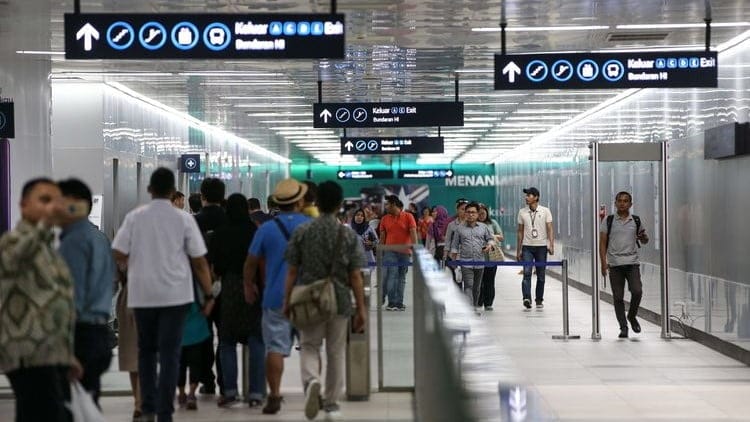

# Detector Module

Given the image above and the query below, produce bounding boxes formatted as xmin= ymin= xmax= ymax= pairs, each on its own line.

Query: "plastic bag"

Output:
xmin=68 ymin=380 xmax=106 ymax=422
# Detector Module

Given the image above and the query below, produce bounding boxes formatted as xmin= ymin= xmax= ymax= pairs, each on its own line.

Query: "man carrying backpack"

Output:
xmin=599 ymin=191 xmax=649 ymax=339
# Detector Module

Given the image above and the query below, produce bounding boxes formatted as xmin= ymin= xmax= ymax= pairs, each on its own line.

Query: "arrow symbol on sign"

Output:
xmin=76 ymin=23 xmax=100 ymax=52
xmin=502 ymin=61 xmax=521 ymax=83
xmin=319 ymin=109 xmax=332 ymax=124
xmin=446 ymin=170 xmax=454 ymax=178
xmin=337 ymin=171 xmax=346 ymax=178
xmin=344 ymin=141 xmax=354 ymax=151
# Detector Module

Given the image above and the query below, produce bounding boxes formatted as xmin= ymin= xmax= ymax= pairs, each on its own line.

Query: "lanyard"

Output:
xmin=529 ymin=208 xmax=538 ymax=227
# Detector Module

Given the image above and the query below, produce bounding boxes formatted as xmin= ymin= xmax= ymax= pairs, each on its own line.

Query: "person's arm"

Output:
xmin=113 ymin=249 xmax=128 ymax=272
xmin=282 ymin=265 xmax=298 ymax=318
xmin=599 ymin=231 xmax=609 ymax=277
xmin=190 ymin=256 xmax=215 ymax=315
xmin=350 ymin=269 xmax=367 ymax=333
xmin=0 ymin=228 xmax=46 ymax=275
xmin=449 ymin=228 xmax=460 ymax=261
xmin=546 ymin=222 xmax=555 ymax=255
xmin=243 ymin=254 xmax=260 ymax=304
xmin=637 ymin=223 xmax=649 ymax=245
xmin=483 ymin=226 xmax=495 ymax=251
xmin=516 ymin=223 xmax=524 ymax=261
xmin=409 ymin=227 xmax=419 ymax=246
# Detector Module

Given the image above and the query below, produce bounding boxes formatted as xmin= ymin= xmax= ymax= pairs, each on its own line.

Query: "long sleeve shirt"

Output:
xmin=0 ymin=220 xmax=75 ymax=372
xmin=59 ymin=219 xmax=115 ymax=324
xmin=450 ymin=222 xmax=495 ymax=269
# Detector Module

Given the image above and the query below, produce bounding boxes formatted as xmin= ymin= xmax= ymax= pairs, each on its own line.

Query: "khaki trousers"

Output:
xmin=299 ymin=316 xmax=349 ymax=405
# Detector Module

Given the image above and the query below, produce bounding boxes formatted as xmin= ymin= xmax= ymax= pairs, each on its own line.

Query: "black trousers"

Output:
xmin=478 ymin=266 xmax=498 ymax=307
xmin=179 ymin=342 xmax=206 ymax=387
xmin=74 ymin=322 xmax=113 ymax=405
xmin=7 ymin=365 xmax=71 ymax=422
xmin=609 ymin=264 xmax=643 ymax=329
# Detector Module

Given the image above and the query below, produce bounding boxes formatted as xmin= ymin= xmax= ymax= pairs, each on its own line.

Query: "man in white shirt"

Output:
xmin=113 ymin=168 xmax=215 ymax=422
xmin=516 ymin=187 xmax=554 ymax=310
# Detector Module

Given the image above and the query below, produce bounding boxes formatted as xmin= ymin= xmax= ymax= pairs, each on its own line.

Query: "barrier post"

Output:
xmin=553 ymin=259 xmax=580 ymax=340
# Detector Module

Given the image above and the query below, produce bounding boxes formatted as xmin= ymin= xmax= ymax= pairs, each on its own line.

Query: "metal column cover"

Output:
xmin=589 ymin=142 xmax=602 ymax=340
xmin=660 ymin=141 xmax=671 ymax=338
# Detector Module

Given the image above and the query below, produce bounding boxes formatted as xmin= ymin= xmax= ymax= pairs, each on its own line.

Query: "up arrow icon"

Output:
xmin=344 ymin=141 xmax=354 ymax=151
xmin=319 ymin=108 xmax=332 ymax=124
xmin=76 ymin=23 xmax=100 ymax=52
xmin=502 ymin=61 xmax=521 ymax=83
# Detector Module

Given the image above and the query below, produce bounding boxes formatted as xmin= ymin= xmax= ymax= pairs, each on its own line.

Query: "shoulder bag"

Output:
xmin=287 ymin=224 xmax=345 ymax=329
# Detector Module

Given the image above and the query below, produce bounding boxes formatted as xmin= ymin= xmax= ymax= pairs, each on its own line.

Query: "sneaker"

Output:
xmin=396 ymin=305 xmax=406 ymax=311
xmin=386 ymin=305 xmax=398 ymax=311
xmin=262 ymin=395 xmax=283 ymax=414
xmin=323 ymin=403 xmax=342 ymax=421
xmin=304 ymin=379 xmax=321 ymax=420
xmin=217 ymin=395 xmax=241 ymax=408
xmin=475 ymin=306 xmax=483 ymax=315
xmin=186 ymin=394 xmax=198 ymax=411
xmin=628 ymin=316 xmax=641 ymax=333
xmin=133 ymin=413 xmax=154 ymax=422
xmin=523 ymin=299 xmax=532 ymax=309
xmin=484 ymin=306 xmax=493 ymax=311
xmin=248 ymin=398 xmax=263 ymax=408
xmin=536 ymin=301 xmax=544 ymax=309
xmin=618 ymin=327 xmax=629 ymax=338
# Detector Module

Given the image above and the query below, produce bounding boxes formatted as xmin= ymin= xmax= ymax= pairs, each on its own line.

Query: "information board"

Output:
xmin=0 ymin=102 xmax=14 ymax=139
xmin=314 ymin=102 xmax=464 ymax=128
xmin=341 ymin=137 xmax=444 ymax=155
xmin=397 ymin=169 xmax=454 ymax=179
xmin=336 ymin=170 xmax=393 ymax=180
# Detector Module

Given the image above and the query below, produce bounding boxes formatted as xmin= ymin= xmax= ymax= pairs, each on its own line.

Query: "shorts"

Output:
xmin=262 ymin=307 xmax=293 ymax=357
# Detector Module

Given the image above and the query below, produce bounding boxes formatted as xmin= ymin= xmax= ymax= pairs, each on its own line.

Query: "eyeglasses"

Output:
xmin=465 ymin=210 xmax=478 ymax=214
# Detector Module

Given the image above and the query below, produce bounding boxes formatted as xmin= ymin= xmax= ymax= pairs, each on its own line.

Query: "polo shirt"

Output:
xmin=600 ymin=213 xmax=642 ymax=266
xmin=248 ymin=212 xmax=310 ymax=309
xmin=112 ymin=199 xmax=207 ymax=308
xmin=517 ymin=205 xmax=553 ymax=247
xmin=380 ymin=211 xmax=416 ymax=254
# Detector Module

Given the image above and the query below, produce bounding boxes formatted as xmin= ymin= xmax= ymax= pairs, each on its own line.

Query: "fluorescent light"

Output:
xmin=258 ymin=120 xmax=311 ymax=124
xmin=52 ymin=71 xmax=175 ymax=77
xmin=455 ymin=69 xmax=494 ymax=73
xmin=180 ymin=71 xmax=281 ymax=77
xmin=16 ymin=50 xmax=65 ymax=55
xmin=616 ymin=22 xmax=750 ymax=30
xmin=248 ymin=112 xmax=309 ymax=117
xmin=236 ymin=104 xmax=309 ymax=108
xmin=223 ymin=96 xmax=306 ymax=100
xmin=472 ymin=25 xmax=609 ymax=32
xmin=202 ymin=81 xmax=294 ymax=86
xmin=416 ymin=157 xmax=454 ymax=165
xmin=105 ymin=82 xmax=290 ymax=164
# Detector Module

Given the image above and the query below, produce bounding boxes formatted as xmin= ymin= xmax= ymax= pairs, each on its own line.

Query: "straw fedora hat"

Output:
xmin=272 ymin=178 xmax=308 ymax=205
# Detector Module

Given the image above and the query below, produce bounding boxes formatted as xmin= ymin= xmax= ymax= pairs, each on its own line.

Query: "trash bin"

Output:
xmin=346 ymin=275 xmax=371 ymax=401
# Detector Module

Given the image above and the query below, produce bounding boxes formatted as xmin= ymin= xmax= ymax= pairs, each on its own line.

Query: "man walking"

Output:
xmin=379 ymin=195 xmax=418 ymax=311
xmin=599 ymin=191 xmax=649 ymax=338
xmin=57 ymin=178 xmax=115 ymax=406
xmin=449 ymin=202 xmax=495 ymax=314
xmin=444 ymin=198 xmax=468 ymax=282
xmin=516 ymin=187 xmax=554 ymax=309
xmin=113 ymin=168 xmax=215 ymax=422
xmin=243 ymin=178 xmax=310 ymax=414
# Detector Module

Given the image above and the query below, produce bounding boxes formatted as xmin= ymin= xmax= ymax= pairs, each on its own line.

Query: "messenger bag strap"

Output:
xmin=328 ymin=225 xmax=345 ymax=279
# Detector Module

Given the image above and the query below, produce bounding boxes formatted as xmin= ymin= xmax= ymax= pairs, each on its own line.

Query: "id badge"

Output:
xmin=531 ymin=228 xmax=539 ymax=238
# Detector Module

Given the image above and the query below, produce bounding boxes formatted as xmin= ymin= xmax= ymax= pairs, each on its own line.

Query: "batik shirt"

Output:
xmin=285 ymin=215 xmax=366 ymax=316
xmin=0 ymin=220 xmax=75 ymax=372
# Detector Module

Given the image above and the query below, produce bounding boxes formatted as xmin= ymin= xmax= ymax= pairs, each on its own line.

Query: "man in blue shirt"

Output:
xmin=57 ymin=178 xmax=115 ymax=405
xmin=243 ymin=179 xmax=310 ymax=415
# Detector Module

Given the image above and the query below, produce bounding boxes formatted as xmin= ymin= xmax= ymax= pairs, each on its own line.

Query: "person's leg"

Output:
xmin=8 ymin=366 xmax=72 ymax=422
xmin=129 ymin=371 xmax=142 ymax=415
xmin=626 ymin=265 xmax=643 ymax=326
xmin=247 ymin=334 xmax=267 ymax=403
xmin=322 ymin=317 xmax=348 ymax=406
xmin=382 ymin=251 xmax=397 ymax=306
xmin=461 ymin=266 xmax=475 ymax=303
xmin=299 ymin=324 xmax=324 ymax=389
xmin=155 ymin=304 xmax=190 ymax=422
xmin=395 ymin=252 xmax=410 ymax=308
xmin=472 ymin=268 xmax=484 ymax=307
xmin=521 ymin=246 xmax=533 ymax=301
xmin=266 ymin=352 xmax=284 ymax=397
xmin=218 ymin=338 xmax=239 ymax=399
xmin=261 ymin=308 xmax=292 ymax=414
xmin=134 ymin=307 xmax=159 ymax=417
xmin=199 ymin=320 xmax=216 ymax=394
xmin=177 ymin=346 xmax=188 ymax=405
xmin=609 ymin=266 xmax=629 ymax=331
xmin=74 ymin=323 xmax=113 ymax=406
xmin=533 ymin=246 xmax=548 ymax=304
xmin=482 ymin=266 xmax=498 ymax=308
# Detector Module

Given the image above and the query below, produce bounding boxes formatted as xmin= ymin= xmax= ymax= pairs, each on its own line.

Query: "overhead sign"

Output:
xmin=313 ymin=102 xmax=464 ymax=128
xmin=397 ymin=169 xmax=454 ymax=179
xmin=0 ymin=102 xmax=14 ymax=139
xmin=65 ymin=13 xmax=345 ymax=59
xmin=494 ymin=51 xmax=718 ymax=89
xmin=179 ymin=154 xmax=201 ymax=173
xmin=340 ymin=137 xmax=444 ymax=155
xmin=336 ymin=170 xmax=393 ymax=180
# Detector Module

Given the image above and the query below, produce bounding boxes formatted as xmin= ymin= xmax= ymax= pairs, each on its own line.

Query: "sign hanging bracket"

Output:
xmin=704 ymin=0 xmax=712 ymax=52
xmin=454 ymin=73 xmax=459 ymax=102
xmin=317 ymin=80 xmax=323 ymax=103
xmin=500 ymin=0 xmax=507 ymax=55
xmin=74 ymin=0 xmax=80 ymax=14
xmin=331 ymin=0 xmax=337 ymax=14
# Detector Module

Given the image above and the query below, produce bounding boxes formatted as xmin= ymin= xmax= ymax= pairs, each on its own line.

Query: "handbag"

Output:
xmin=487 ymin=244 xmax=505 ymax=262
xmin=68 ymin=380 xmax=106 ymax=422
xmin=287 ymin=225 xmax=345 ymax=329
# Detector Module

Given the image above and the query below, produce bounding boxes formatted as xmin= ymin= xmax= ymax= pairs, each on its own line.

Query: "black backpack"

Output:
xmin=605 ymin=214 xmax=642 ymax=249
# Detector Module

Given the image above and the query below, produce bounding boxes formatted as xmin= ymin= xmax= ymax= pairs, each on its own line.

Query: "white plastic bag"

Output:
xmin=68 ymin=380 xmax=106 ymax=422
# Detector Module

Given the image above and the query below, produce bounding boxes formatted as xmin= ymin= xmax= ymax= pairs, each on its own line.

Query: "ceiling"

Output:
xmin=14 ymin=0 xmax=750 ymax=165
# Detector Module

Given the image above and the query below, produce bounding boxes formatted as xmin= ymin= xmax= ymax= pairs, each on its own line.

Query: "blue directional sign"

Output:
xmin=336 ymin=170 xmax=393 ymax=180
xmin=65 ymin=13 xmax=345 ymax=59
xmin=397 ymin=169 xmax=454 ymax=179
xmin=179 ymin=154 xmax=201 ymax=173
xmin=495 ymin=51 xmax=718 ymax=89
xmin=341 ymin=137 xmax=444 ymax=155
xmin=0 ymin=102 xmax=15 ymax=139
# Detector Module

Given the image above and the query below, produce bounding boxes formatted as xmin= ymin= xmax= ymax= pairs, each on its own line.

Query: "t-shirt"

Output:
xmin=379 ymin=211 xmax=416 ymax=254
xmin=600 ymin=213 xmax=643 ymax=266
xmin=248 ymin=212 xmax=310 ymax=309
xmin=112 ymin=199 xmax=207 ymax=308
xmin=517 ymin=205 xmax=553 ymax=247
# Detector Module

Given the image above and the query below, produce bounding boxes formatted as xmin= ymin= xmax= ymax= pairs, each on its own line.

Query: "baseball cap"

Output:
xmin=523 ymin=187 xmax=540 ymax=197
xmin=455 ymin=198 xmax=469 ymax=204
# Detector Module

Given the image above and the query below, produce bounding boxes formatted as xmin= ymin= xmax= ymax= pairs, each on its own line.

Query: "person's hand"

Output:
xmin=353 ymin=308 xmax=367 ymax=333
xmin=69 ymin=357 xmax=84 ymax=381
xmin=548 ymin=246 xmax=554 ymax=255
xmin=600 ymin=260 xmax=608 ymax=277
xmin=282 ymin=302 xmax=291 ymax=319
xmin=244 ymin=282 xmax=258 ymax=304
xmin=516 ymin=251 xmax=522 ymax=262
xmin=201 ymin=297 xmax=215 ymax=316
xmin=637 ymin=229 xmax=648 ymax=242
xmin=449 ymin=252 xmax=458 ymax=261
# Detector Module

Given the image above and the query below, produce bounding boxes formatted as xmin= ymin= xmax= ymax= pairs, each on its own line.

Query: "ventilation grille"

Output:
xmin=607 ymin=32 xmax=670 ymax=42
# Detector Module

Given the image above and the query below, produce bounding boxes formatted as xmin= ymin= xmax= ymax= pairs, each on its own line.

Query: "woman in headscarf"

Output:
xmin=349 ymin=208 xmax=379 ymax=285
xmin=426 ymin=205 xmax=450 ymax=263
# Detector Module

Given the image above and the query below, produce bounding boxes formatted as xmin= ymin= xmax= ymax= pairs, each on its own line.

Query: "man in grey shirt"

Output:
xmin=599 ymin=191 xmax=649 ymax=338
xmin=450 ymin=202 xmax=495 ymax=314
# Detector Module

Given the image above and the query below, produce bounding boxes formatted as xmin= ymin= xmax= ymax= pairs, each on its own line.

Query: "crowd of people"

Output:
xmin=0 ymin=168 xmax=649 ymax=422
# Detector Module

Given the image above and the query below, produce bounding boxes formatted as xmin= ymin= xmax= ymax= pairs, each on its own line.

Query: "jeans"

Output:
xmin=74 ymin=323 xmax=113 ymax=405
xmin=609 ymin=265 xmax=643 ymax=329
xmin=134 ymin=303 xmax=190 ymax=422
xmin=7 ymin=365 xmax=71 ymax=422
xmin=219 ymin=335 xmax=266 ymax=400
xmin=521 ymin=246 xmax=548 ymax=303
xmin=383 ymin=251 xmax=410 ymax=307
